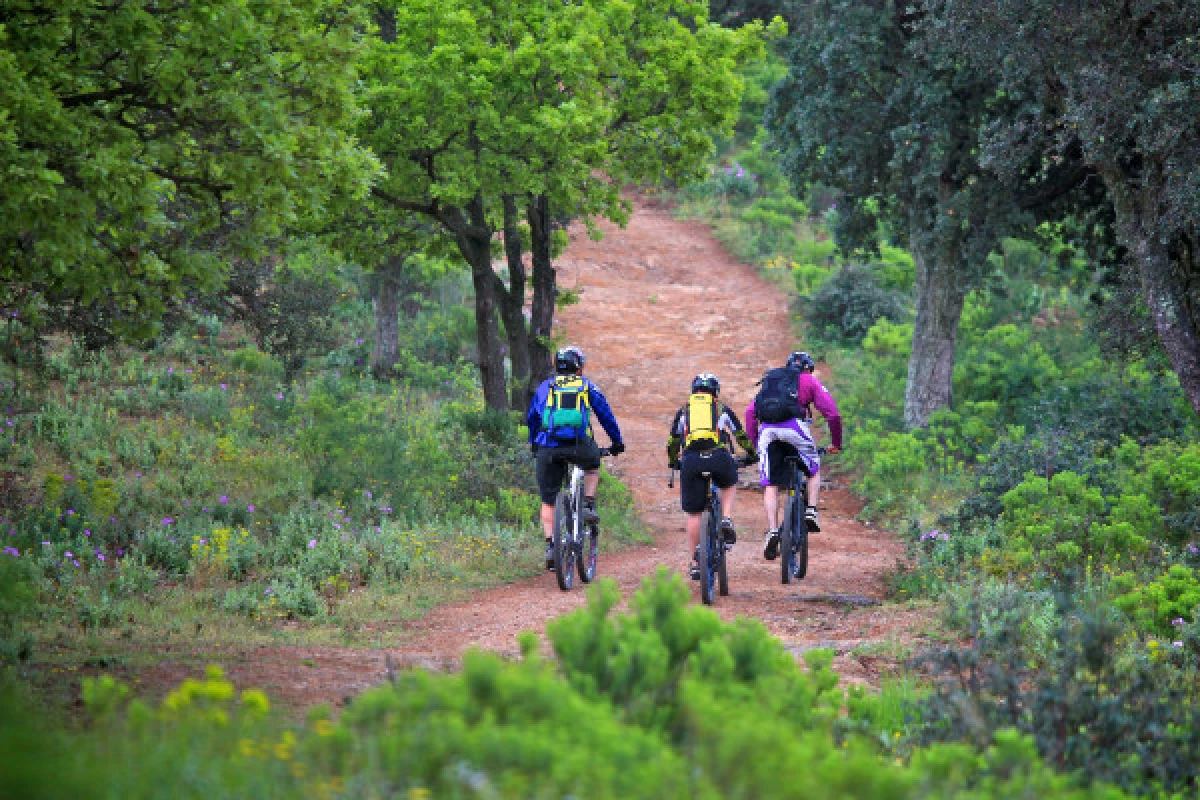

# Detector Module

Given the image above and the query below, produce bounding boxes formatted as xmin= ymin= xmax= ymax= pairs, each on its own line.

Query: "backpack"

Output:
xmin=683 ymin=392 xmax=721 ymax=449
xmin=542 ymin=375 xmax=591 ymax=440
xmin=754 ymin=366 xmax=802 ymax=423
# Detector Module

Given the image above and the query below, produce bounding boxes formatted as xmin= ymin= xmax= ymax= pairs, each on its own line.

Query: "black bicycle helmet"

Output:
xmin=691 ymin=372 xmax=720 ymax=396
xmin=555 ymin=346 xmax=586 ymax=374
xmin=786 ymin=351 xmax=816 ymax=373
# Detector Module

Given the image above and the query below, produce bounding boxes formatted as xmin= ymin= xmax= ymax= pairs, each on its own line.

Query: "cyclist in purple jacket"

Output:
xmin=745 ymin=351 xmax=842 ymax=560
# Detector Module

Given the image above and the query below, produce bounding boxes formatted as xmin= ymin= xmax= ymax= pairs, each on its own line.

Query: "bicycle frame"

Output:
xmin=552 ymin=447 xmax=611 ymax=592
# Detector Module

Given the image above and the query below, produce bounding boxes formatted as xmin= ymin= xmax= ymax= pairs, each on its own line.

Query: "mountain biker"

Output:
xmin=526 ymin=346 xmax=625 ymax=570
xmin=666 ymin=373 xmax=758 ymax=580
xmin=745 ymin=351 xmax=842 ymax=560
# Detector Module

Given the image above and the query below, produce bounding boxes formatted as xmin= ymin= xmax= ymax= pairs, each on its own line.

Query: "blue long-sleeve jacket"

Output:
xmin=526 ymin=376 xmax=623 ymax=448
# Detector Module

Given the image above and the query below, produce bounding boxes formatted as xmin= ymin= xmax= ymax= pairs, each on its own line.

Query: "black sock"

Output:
xmin=584 ymin=496 xmax=596 ymax=507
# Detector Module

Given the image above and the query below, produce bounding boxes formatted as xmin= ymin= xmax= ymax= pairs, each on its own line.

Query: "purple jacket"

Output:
xmin=746 ymin=372 xmax=842 ymax=448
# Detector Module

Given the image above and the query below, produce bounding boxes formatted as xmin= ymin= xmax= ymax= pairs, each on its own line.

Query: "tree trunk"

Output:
xmin=455 ymin=194 xmax=509 ymax=411
xmin=904 ymin=237 xmax=966 ymax=429
xmin=527 ymin=193 xmax=557 ymax=392
xmin=1103 ymin=168 xmax=1200 ymax=415
xmin=500 ymin=195 xmax=532 ymax=409
xmin=371 ymin=253 xmax=403 ymax=378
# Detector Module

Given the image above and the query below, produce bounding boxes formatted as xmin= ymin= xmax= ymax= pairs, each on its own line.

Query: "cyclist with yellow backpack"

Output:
xmin=666 ymin=373 xmax=757 ymax=580
xmin=526 ymin=346 xmax=625 ymax=570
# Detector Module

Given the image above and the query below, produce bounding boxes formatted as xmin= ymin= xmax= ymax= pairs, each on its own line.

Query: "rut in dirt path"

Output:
xmin=147 ymin=197 xmax=928 ymax=708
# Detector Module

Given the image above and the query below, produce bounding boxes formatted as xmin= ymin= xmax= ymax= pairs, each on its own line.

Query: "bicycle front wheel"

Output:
xmin=553 ymin=490 xmax=576 ymax=591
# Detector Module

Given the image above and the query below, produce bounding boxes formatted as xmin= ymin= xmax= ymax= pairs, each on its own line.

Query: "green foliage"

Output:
xmin=955 ymin=324 xmax=1061 ymax=417
xmin=918 ymin=588 xmax=1200 ymax=795
xmin=0 ymin=0 xmax=375 ymax=340
xmin=806 ymin=263 xmax=909 ymax=343
xmin=999 ymin=472 xmax=1151 ymax=578
xmin=0 ymin=574 xmax=1138 ymax=798
xmin=1113 ymin=565 xmax=1200 ymax=638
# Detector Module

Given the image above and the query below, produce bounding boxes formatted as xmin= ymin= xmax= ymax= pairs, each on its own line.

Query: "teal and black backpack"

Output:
xmin=542 ymin=375 xmax=591 ymax=440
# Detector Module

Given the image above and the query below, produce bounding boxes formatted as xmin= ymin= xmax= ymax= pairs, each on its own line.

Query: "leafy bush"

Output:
xmin=0 ymin=574 xmax=1137 ymax=799
xmin=918 ymin=588 xmax=1200 ymax=795
xmin=997 ymin=471 xmax=1154 ymax=580
xmin=955 ymin=324 xmax=1061 ymax=419
xmin=806 ymin=263 xmax=909 ymax=343
xmin=1113 ymin=565 xmax=1200 ymax=638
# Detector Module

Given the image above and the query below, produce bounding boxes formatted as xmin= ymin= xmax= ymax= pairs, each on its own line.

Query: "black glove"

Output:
xmin=530 ymin=442 xmax=539 ymax=456
xmin=744 ymin=453 xmax=759 ymax=465
xmin=668 ymin=460 xmax=681 ymax=471
xmin=610 ymin=441 xmax=625 ymax=456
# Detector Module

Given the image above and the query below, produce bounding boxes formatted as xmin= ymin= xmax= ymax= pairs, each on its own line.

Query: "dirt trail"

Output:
xmin=125 ymin=197 xmax=925 ymax=708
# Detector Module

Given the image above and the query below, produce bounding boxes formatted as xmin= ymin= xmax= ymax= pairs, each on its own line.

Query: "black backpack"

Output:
xmin=754 ymin=366 xmax=802 ymax=423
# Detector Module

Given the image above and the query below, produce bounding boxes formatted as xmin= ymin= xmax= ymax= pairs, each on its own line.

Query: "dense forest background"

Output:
xmin=2 ymin=1 xmax=1200 ymax=797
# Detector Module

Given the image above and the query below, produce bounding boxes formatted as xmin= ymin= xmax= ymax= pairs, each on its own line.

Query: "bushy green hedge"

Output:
xmin=0 ymin=572 xmax=1131 ymax=799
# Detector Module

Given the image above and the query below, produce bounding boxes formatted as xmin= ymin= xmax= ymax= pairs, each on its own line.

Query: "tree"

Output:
xmin=360 ymin=0 xmax=770 ymax=410
xmin=927 ymin=0 xmax=1200 ymax=415
xmin=767 ymin=0 xmax=1050 ymax=429
xmin=0 ymin=0 xmax=376 ymax=343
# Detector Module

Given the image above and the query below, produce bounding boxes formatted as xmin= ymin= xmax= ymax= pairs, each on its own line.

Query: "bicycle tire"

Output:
xmin=576 ymin=480 xmax=598 ymax=583
xmin=713 ymin=492 xmax=729 ymax=596
xmin=781 ymin=494 xmax=795 ymax=585
xmin=553 ymin=490 xmax=575 ymax=591
xmin=794 ymin=489 xmax=809 ymax=580
xmin=699 ymin=508 xmax=716 ymax=605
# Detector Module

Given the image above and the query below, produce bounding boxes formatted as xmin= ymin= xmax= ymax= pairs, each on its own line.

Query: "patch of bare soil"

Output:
xmin=47 ymin=197 xmax=932 ymax=710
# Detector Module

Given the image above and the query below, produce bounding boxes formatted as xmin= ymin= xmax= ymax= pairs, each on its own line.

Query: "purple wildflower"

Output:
xmin=1172 ymin=618 xmax=1186 ymax=627
xmin=355 ymin=338 xmax=364 ymax=345
xmin=276 ymin=393 xmax=284 ymax=400
xmin=64 ymin=551 xmax=74 ymax=558
xmin=219 ymin=496 xmax=228 ymax=504
xmin=307 ymin=538 xmax=317 ymax=549
xmin=2 ymin=547 xmax=18 ymax=557
xmin=66 ymin=509 xmax=75 ymax=515
xmin=247 ymin=505 xmax=255 ymax=513
xmin=162 ymin=517 xmax=173 ymax=526
xmin=97 ymin=553 xmax=105 ymax=562
xmin=72 ymin=559 xmax=80 ymax=567
xmin=84 ymin=529 xmax=91 ymax=537
xmin=1174 ymin=641 xmax=1184 ymax=648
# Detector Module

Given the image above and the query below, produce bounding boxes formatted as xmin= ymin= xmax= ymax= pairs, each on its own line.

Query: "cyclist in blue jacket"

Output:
xmin=526 ymin=346 xmax=625 ymax=569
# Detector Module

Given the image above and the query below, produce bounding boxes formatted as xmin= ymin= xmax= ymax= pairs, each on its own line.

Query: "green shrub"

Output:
xmin=917 ymin=588 xmax=1200 ymax=795
xmin=806 ymin=263 xmax=909 ymax=343
xmin=1113 ymin=565 xmax=1200 ymax=638
xmin=955 ymin=324 xmax=1061 ymax=419
xmin=0 ymin=573 xmax=1137 ymax=799
xmin=998 ymin=471 xmax=1152 ymax=579
xmin=854 ymin=432 xmax=928 ymax=516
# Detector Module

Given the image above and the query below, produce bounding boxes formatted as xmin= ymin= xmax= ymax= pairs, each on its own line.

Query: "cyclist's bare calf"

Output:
xmin=762 ymin=469 xmax=818 ymax=531
xmin=685 ymin=484 xmax=736 ymax=555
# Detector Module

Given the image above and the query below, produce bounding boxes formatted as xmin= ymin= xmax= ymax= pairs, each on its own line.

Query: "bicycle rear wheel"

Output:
xmin=576 ymin=480 xmax=598 ymax=583
xmin=794 ymin=491 xmax=809 ymax=580
xmin=553 ymin=490 xmax=576 ymax=591
xmin=781 ymin=494 xmax=796 ymax=585
xmin=699 ymin=509 xmax=717 ymax=605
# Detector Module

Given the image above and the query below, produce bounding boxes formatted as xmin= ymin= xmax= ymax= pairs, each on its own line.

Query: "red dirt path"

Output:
xmin=106 ymin=198 xmax=929 ymax=709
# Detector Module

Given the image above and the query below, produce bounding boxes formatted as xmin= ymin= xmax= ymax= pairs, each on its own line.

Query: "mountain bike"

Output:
xmin=552 ymin=446 xmax=613 ymax=591
xmin=780 ymin=447 xmax=826 ymax=584
xmin=670 ymin=455 xmax=752 ymax=606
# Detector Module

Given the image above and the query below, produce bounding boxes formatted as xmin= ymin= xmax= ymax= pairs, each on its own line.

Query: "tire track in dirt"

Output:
xmin=122 ymin=197 xmax=929 ymax=709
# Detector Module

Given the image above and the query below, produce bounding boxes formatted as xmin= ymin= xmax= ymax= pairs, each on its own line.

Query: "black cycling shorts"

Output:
xmin=679 ymin=448 xmax=738 ymax=514
xmin=535 ymin=439 xmax=602 ymax=505
xmin=764 ymin=440 xmax=805 ymax=488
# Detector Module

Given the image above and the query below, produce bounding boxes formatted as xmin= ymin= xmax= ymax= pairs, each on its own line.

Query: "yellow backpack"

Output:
xmin=683 ymin=392 xmax=721 ymax=449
